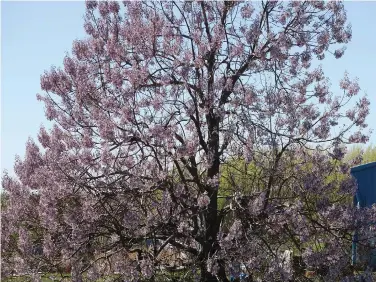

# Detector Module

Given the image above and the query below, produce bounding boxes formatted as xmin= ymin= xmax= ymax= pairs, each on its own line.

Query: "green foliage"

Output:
xmin=2 ymin=273 xmax=71 ymax=282
xmin=326 ymin=144 xmax=376 ymax=197
xmin=216 ymin=144 xmax=376 ymax=257
xmin=219 ymin=158 xmax=261 ymax=207
xmin=1 ymin=191 xmax=9 ymax=209
xmin=363 ymin=144 xmax=376 ymax=163
xmin=345 ymin=144 xmax=376 ymax=164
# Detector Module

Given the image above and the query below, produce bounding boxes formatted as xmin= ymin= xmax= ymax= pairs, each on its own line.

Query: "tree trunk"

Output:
xmin=199 ymin=111 xmax=226 ymax=282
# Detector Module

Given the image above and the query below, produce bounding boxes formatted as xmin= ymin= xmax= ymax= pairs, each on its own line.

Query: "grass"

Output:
xmin=2 ymin=273 xmax=71 ymax=282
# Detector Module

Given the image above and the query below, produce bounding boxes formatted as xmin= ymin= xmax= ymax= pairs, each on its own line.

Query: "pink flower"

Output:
xmin=198 ymin=194 xmax=210 ymax=208
xmin=98 ymin=1 xmax=109 ymax=17
xmin=85 ymin=1 xmax=97 ymax=10
xmin=108 ymin=1 xmax=120 ymax=14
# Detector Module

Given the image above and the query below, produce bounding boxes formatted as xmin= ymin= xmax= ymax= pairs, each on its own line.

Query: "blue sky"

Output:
xmin=1 ymin=1 xmax=376 ymax=175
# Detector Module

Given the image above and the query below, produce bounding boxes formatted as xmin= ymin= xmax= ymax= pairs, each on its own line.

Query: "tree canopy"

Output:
xmin=2 ymin=1 xmax=375 ymax=282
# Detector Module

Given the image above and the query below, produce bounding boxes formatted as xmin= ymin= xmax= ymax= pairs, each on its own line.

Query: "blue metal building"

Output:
xmin=351 ymin=161 xmax=376 ymax=268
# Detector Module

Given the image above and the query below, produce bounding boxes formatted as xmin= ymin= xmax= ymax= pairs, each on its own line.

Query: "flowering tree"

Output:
xmin=2 ymin=1 xmax=375 ymax=281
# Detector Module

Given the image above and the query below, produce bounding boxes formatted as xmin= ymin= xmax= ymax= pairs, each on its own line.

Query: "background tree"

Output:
xmin=2 ymin=1 xmax=375 ymax=281
xmin=345 ymin=144 xmax=376 ymax=164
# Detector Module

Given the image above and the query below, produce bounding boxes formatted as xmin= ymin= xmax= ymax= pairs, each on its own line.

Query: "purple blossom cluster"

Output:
xmin=2 ymin=1 xmax=374 ymax=281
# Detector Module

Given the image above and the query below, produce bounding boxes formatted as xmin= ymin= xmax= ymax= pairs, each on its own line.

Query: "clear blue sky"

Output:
xmin=1 ymin=1 xmax=376 ymax=175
